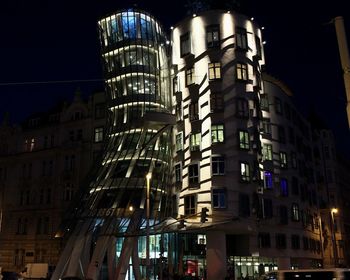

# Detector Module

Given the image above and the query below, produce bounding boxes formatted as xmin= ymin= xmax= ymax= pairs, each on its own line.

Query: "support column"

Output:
xmin=206 ymin=231 xmax=226 ymax=280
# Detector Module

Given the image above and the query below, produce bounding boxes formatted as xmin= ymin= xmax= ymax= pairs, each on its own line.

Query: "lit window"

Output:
xmin=212 ymin=189 xmax=226 ymax=208
xmin=292 ymin=203 xmax=300 ymax=221
xmin=236 ymin=27 xmax=248 ymax=50
xmin=206 ymin=25 xmax=220 ymax=48
xmin=190 ymin=133 xmax=201 ymax=151
xmin=210 ymin=92 xmax=224 ymax=112
xmin=188 ymin=163 xmax=199 ymax=184
xmin=176 ymin=132 xmax=183 ymax=152
xmin=180 ymin=32 xmax=191 ymax=57
xmin=189 ymin=102 xmax=199 ymax=121
xmin=212 ymin=156 xmax=225 ymax=175
xmin=184 ymin=195 xmax=196 ymax=215
xmin=236 ymin=63 xmax=248 ymax=81
xmin=94 ymin=127 xmax=104 ymax=143
xmin=263 ymin=171 xmax=273 ymax=189
xmin=280 ymin=178 xmax=288 ymax=197
xmin=280 ymin=152 xmax=288 ymax=168
xmin=175 ymin=163 xmax=182 ymax=183
xmin=262 ymin=144 xmax=273 ymax=161
xmin=236 ymin=98 xmax=249 ymax=118
xmin=240 ymin=162 xmax=250 ymax=182
xmin=208 ymin=62 xmax=221 ymax=80
xmin=185 ymin=67 xmax=195 ymax=86
xmin=239 ymin=130 xmax=249 ymax=150
xmin=211 ymin=124 xmax=224 ymax=143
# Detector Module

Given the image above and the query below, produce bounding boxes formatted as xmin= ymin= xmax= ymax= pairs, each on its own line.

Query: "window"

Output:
xmin=64 ymin=155 xmax=75 ymax=171
xmin=175 ymin=163 xmax=182 ymax=183
xmin=175 ymin=102 xmax=183 ymax=121
xmin=284 ymin=102 xmax=291 ymax=120
xmin=188 ymin=163 xmax=199 ymax=184
xmin=263 ymin=198 xmax=273 ymax=218
xmin=238 ymin=130 xmax=249 ymax=150
xmin=262 ymin=144 xmax=273 ymax=161
xmin=279 ymin=205 xmax=288 ymax=225
xmin=240 ymin=162 xmax=250 ymax=182
xmin=280 ymin=152 xmax=287 ymax=168
xmin=260 ymin=94 xmax=269 ymax=111
xmin=212 ymin=156 xmax=225 ymax=175
xmin=291 ymin=152 xmax=297 ymax=169
xmin=291 ymin=203 xmax=300 ymax=221
xmin=189 ymin=102 xmax=199 ymax=121
xmin=280 ymin=178 xmax=288 ymax=197
xmin=278 ymin=126 xmax=286 ymax=143
xmin=292 ymin=176 xmax=299 ymax=195
xmin=261 ymin=119 xmax=271 ymax=135
xmin=208 ymin=62 xmax=221 ymax=80
xmin=258 ymin=233 xmax=271 ymax=248
xmin=211 ymin=124 xmax=224 ymax=143
xmin=206 ymin=25 xmax=220 ymax=48
xmin=236 ymin=63 xmax=248 ymax=81
xmin=94 ymin=127 xmax=104 ymax=143
xmin=303 ymin=236 xmax=309 ymax=250
xmin=210 ymin=93 xmax=223 ymax=112
xmin=176 ymin=132 xmax=183 ymax=152
xmin=185 ymin=67 xmax=195 ymax=86
xmin=184 ymin=195 xmax=196 ymax=215
xmin=236 ymin=98 xmax=249 ymax=118
xmin=180 ymin=32 xmax=190 ymax=57
xmin=173 ymin=76 xmax=179 ymax=93
xmin=274 ymin=97 xmax=283 ymax=114
xmin=190 ymin=133 xmax=201 ymax=151
xmin=239 ymin=193 xmax=250 ymax=217
xmin=291 ymin=235 xmax=300 ymax=249
xmin=276 ymin=234 xmax=287 ymax=249
xmin=255 ymin=35 xmax=262 ymax=57
xmin=288 ymin=127 xmax=295 ymax=144
xmin=212 ymin=189 xmax=226 ymax=208
xmin=95 ymin=103 xmax=106 ymax=119
xmin=236 ymin=27 xmax=248 ymax=50
xmin=263 ymin=171 xmax=273 ymax=189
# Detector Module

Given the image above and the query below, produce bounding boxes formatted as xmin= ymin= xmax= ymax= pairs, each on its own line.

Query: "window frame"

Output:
xmin=212 ymin=156 xmax=225 ymax=176
xmin=238 ymin=130 xmax=250 ymax=150
xmin=211 ymin=124 xmax=225 ymax=144
xmin=206 ymin=25 xmax=220 ymax=48
xmin=208 ymin=62 xmax=221 ymax=80
xmin=236 ymin=63 xmax=248 ymax=81
xmin=212 ymin=188 xmax=226 ymax=209
xmin=180 ymin=32 xmax=191 ymax=57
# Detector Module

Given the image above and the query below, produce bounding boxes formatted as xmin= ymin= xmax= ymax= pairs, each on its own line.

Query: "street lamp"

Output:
xmin=331 ymin=208 xmax=339 ymax=267
xmin=146 ymin=173 xmax=152 ymax=280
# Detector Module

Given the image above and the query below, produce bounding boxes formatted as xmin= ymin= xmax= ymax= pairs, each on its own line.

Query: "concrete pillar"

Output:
xmin=277 ymin=257 xmax=290 ymax=270
xmin=206 ymin=231 xmax=226 ymax=280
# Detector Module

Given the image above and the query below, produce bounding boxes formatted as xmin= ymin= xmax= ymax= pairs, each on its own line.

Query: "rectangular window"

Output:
xmin=238 ymin=130 xmax=250 ymax=150
xmin=212 ymin=156 xmax=225 ymax=175
xmin=261 ymin=119 xmax=271 ymax=135
xmin=263 ymin=171 xmax=273 ymax=189
xmin=279 ymin=205 xmax=288 ymax=225
xmin=292 ymin=203 xmax=300 ymax=221
xmin=280 ymin=152 xmax=287 ymax=168
xmin=175 ymin=102 xmax=183 ymax=121
xmin=263 ymin=198 xmax=273 ymax=218
xmin=185 ymin=67 xmax=195 ymax=86
xmin=210 ymin=93 xmax=224 ymax=112
xmin=255 ymin=35 xmax=262 ymax=57
xmin=236 ymin=98 xmax=249 ymax=118
xmin=184 ymin=195 xmax=196 ymax=215
xmin=188 ymin=163 xmax=199 ymax=184
xmin=260 ymin=94 xmax=269 ymax=111
xmin=285 ymin=102 xmax=291 ymax=120
xmin=94 ymin=127 xmax=104 ymax=143
xmin=175 ymin=163 xmax=182 ymax=183
xmin=239 ymin=193 xmax=250 ymax=217
xmin=212 ymin=189 xmax=226 ymax=209
xmin=291 ymin=176 xmax=299 ymax=195
xmin=176 ymin=132 xmax=183 ymax=152
xmin=95 ymin=103 xmax=106 ymax=119
xmin=258 ymin=233 xmax=271 ymax=248
xmin=211 ymin=124 xmax=224 ymax=143
xmin=173 ymin=76 xmax=179 ymax=93
xmin=280 ymin=178 xmax=288 ymax=197
xmin=276 ymin=234 xmax=287 ymax=249
xmin=206 ymin=25 xmax=220 ymax=48
xmin=291 ymin=152 xmax=297 ymax=169
xmin=180 ymin=32 xmax=190 ymax=57
xmin=208 ymin=62 xmax=221 ymax=80
xmin=190 ymin=133 xmax=201 ymax=151
xmin=274 ymin=97 xmax=283 ymax=114
xmin=189 ymin=102 xmax=199 ymax=121
xmin=236 ymin=63 xmax=248 ymax=81
xmin=288 ymin=127 xmax=295 ymax=144
xmin=291 ymin=235 xmax=300 ymax=249
xmin=262 ymin=144 xmax=273 ymax=161
xmin=236 ymin=27 xmax=248 ymax=50
xmin=240 ymin=162 xmax=250 ymax=182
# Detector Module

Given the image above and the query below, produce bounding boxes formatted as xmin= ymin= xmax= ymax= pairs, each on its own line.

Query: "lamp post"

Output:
xmin=146 ymin=173 xmax=152 ymax=280
xmin=331 ymin=208 xmax=339 ymax=267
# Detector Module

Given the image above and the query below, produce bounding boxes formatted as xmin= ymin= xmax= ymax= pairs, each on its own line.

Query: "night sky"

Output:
xmin=0 ymin=0 xmax=349 ymax=156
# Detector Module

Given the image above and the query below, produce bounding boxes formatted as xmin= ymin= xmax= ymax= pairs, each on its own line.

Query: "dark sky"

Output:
xmin=0 ymin=0 xmax=349 ymax=155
